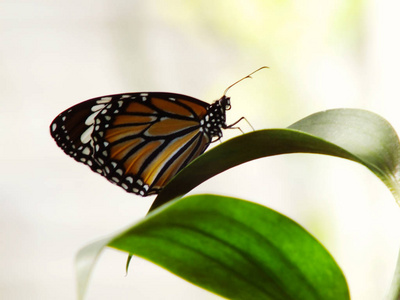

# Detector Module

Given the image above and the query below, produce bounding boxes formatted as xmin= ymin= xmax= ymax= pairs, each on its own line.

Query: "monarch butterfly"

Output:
xmin=50 ymin=67 xmax=267 ymax=196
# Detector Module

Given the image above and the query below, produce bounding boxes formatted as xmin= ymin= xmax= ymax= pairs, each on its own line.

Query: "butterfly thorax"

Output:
xmin=200 ymin=96 xmax=231 ymax=141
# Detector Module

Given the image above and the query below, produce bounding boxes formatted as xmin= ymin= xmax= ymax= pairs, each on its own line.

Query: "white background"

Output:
xmin=1 ymin=0 xmax=400 ymax=299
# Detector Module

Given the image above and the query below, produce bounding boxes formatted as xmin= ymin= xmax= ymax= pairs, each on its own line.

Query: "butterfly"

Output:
xmin=50 ymin=67 xmax=266 ymax=196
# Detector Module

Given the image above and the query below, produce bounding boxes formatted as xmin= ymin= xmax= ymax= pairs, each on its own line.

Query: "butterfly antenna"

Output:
xmin=223 ymin=66 xmax=269 ymax=96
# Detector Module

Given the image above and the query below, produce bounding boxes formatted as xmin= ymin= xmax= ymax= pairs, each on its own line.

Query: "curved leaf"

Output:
xmin=289 ymin=109 xmax=400 ymax=197
xmin=152 ymin=109 xmax=400 ymax=210
xmin=75 ymin=237 xmax=112 ymax=300
xmin=109 ymin=194 xmax=349 ymax=300
xmin=76 ymin=108 xmax=400 ymax=299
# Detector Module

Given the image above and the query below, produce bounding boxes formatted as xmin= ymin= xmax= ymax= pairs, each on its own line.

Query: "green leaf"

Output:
xmin=152 ymin=109 xmax=400 ymax=210
xmin=109 ymin=194 xmax=349 ymax=300
xmin=289 ymin=108 xmax=400 ymax=198
xmin=76 ymin=108 xmax=400 ymax=299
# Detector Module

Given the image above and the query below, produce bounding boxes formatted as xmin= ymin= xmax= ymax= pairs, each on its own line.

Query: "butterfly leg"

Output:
xmin=226 ymin=117 xmax=255 ymax=133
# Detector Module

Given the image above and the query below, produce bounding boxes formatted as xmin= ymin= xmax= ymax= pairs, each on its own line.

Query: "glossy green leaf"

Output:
xmin=76 ymin=108 xmax=400 ymax=299
xmin=152 ymin=109 xmax=400 ymax=210
xmin=109 ymin=194 xmax=349 ymax=300
xmin=289 ymin=109 xmax=400 ymax=199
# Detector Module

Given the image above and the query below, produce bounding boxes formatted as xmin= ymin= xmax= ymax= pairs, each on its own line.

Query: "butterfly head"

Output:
xmin=219 ymin=95 xmax=231 ymax=111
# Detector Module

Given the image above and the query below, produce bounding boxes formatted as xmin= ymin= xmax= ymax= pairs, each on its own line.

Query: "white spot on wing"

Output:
xmin=97 ymin=97 xmax=112 ymax=104
xmin=85 ymin=110 xmax=102 ymax=126
xmin=80 ymin=126 xmax=94 ymax=144
xmin=82 ymin=147 xmax=91 ymax=155
xmin=140 ymin=93 xmax=148 ymax=101
xmin=91 ymin=104 xmax=106 ymax=112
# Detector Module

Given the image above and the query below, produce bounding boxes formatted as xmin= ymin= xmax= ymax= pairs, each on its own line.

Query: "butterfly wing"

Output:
xmin=50 ymin=95 xmax=114 ymax=174
xmin=50 ymin=92 xmax=211 ymax=196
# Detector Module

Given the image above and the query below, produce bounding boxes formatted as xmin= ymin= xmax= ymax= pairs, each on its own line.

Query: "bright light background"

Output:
xmin=2 ymin=0 xmax=400 ymax=299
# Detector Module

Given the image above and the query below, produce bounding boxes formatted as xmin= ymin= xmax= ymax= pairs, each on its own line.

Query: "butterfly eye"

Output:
xmin=225 ymin=98 xmax=232 ymax=110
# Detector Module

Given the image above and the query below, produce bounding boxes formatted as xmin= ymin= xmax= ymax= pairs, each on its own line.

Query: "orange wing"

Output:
xmin=91 ymin=93 xmax=211 ymax=195
xmin=50 ymin=92 xmax=217 ymax=196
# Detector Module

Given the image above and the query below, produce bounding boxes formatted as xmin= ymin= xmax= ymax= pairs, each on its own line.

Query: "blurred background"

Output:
xmin=2 ymin=0 xmax=400 ymax=299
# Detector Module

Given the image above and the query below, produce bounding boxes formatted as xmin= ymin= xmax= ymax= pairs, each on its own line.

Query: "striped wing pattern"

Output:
xmin=50 ymin=92 xmax=223 ymax=196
